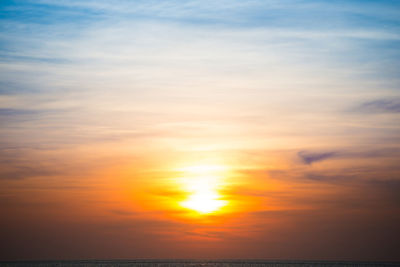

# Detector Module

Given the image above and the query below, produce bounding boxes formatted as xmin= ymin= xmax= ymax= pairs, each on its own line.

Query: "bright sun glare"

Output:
xmin=178 ymin=165 xmax=228 ymax=214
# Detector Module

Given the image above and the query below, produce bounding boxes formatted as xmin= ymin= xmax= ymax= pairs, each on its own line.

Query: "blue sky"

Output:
xmin=1 ymin=1 xmax=400 ymax=181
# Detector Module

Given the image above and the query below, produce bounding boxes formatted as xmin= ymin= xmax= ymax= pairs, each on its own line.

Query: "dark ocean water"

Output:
xmin=0 ymin=260 xmax=398 ymax=267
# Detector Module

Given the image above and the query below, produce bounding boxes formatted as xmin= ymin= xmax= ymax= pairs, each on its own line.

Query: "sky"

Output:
xmin=1 ymin=0 xmax=400 ymax=261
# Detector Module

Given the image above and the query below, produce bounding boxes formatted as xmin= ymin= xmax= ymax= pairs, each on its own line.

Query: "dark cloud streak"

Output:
xmin=355 ymin=99 xmax=400 ymax=113
xmin=298 ymin=150 xmax=338 ymax=164
xmin=298 ymin=148 xmax=400 ymax=165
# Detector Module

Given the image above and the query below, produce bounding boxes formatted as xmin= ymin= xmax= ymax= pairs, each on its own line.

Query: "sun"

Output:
xmin=178 ymin=165 xmax=228 ymax=214
xmin=181 ymin=184 xmax=227 ymax=214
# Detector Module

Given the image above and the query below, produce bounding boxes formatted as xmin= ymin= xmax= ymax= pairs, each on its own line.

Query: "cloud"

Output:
xmin=0 ymin=108 xmax=36 ymax=116
xmin=356 ymin=99 xmax=400 ymax=113
xmin=305 ymin=173 xmax=355 ymax=183
xmin=297 ymin=148 xmax=400 ymax=165
xmin=298 ymin=150 xmax=338 ymax=165
xmin=0 ymin=147 xmax=110 ymax=180
xmin=0 ymin=165 xmax=60 ymax=180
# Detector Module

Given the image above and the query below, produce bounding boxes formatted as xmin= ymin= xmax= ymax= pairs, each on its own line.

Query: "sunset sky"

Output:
xmin=1 ymin=0 xmax=400 ymax=261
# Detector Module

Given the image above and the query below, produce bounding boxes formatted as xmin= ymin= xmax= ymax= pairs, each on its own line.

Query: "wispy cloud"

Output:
xmin=298 ymin=147 xmax=400 ymax=165
xmin=298 ymin=150 xmax=338 ymax=165
xmin=356 ymin=99 xmax=400 ymax=113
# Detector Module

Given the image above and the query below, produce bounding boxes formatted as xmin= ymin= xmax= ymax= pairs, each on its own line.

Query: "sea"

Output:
xmin=0 ymin=260 xmax=398 ymax=267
